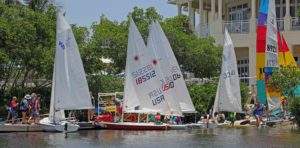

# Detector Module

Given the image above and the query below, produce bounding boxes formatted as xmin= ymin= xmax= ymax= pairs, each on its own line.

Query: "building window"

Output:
xmin=290 ymin=0 xmax=300 ymax=17
xmin=228 ymin=4 xmax=249 ymax=21
xmin=275 ymin=0 xmax=286 ymax=18
xmin=237 ymin=58 xmax=249 ymax=84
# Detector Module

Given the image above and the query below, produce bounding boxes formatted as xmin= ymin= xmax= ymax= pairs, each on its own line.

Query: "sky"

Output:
xmin=54 ymin=0 xmax=179 ymax=27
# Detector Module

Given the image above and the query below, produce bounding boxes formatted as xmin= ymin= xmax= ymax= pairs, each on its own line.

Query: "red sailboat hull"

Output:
xmin=95 ymin=122 xmax=170 ymax=130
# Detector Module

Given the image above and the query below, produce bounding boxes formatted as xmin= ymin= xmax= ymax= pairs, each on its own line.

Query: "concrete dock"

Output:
xmin=0 ymin=124 xmax=43 ymax=132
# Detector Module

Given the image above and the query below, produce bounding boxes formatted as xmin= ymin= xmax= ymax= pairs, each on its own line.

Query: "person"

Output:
xmin=20 ymin=95 xmax=30 ymax=124
xmin=281 ymin=96 xmax=288 ymax=119
xmin=10 ymin=97 xmax=19 ymax=124
xmin=68 ymin=111 xmax=77 ymax=123
xmin=205 ymin=113 xmax=210 ymax=128
xmin=28 ymin=94 xmax=40 ymax=124
xmin=175 ymin=116 xmax=182 ymax=125
xmin=5 ymin=98 xmax=12 ymax=123
xmin=228 ymin=112 xmax=236 ymax=126
xmin=164 ymin=114 xmax=171 ymax=124
xmin=27 ymin=93 xmax=35 ymax=120
xmin=155 ymin=113 xmax=161 ymax=125
xmin=253 ymin=102 xmax=264 ymax=127
xmin=216 ymin=112 xmax=225 ymax=123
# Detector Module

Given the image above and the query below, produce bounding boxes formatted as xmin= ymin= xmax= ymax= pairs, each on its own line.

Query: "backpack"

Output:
xmin=20 ymin=99 xmax=29 ymax=111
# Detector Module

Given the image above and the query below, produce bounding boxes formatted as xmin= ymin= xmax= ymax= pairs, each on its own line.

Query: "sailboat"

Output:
xmin=95 ymin=18 xmax=171 ymax=130
xmin=39 ymin=11 xmax=94 ymax=132
xmin=256 ymin=0 xmax=283 ymax=122
xmin=148 ymin=21 xmax=196 ymax=114
xmin=212 ymin=28 xmax=243 ymax=126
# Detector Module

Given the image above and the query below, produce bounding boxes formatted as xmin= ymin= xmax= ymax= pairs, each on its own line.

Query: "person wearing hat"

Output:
xmin=20 ymin=95 xmax=30 ymax=124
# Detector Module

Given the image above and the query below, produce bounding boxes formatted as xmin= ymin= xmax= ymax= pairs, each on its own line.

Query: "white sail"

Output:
xmin=265 ymin=0 xmax=281 ymax=114
xmin=49 ymin=61 xmax=65 ymax=123
xmin=123 ymin=18 xmax=143 ymax=112
xmin=123 ymin=18 xmax=171 ymax=114
xmin=53 ymin=12 xmax=93 ymax=110
xmin=265 ymin=0 xmax=278 ymax=68
xmin=147 ymin=21 xmax=195 ymax=114
xmin=146 ymin=22 xmax=181 ymax=115
xmin=213 ymin=28 xmax=242 ymax=114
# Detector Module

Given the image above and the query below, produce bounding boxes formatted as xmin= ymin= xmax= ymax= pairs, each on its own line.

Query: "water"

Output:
xmin=0 ymin=127 xmax=300 ymax=148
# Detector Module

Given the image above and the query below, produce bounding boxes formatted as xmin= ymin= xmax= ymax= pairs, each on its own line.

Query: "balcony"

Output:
xmin=223 ymin=20 xmax=250 ymax=34
xmin=223 ymin=19 xmax=285 ymax=34
xmin=291 ymin=17 xmax=300 ymax=30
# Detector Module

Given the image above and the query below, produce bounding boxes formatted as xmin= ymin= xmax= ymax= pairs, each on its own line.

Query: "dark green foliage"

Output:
xmin=290 ymin=97 xmax=300 ymax=126
xmin=188 ymin=81 xmax=249 ymax=114
xmin=87 ymin=75 xmax=124 ymax=96
xmin=0 ymin=3 xmax=56 ymax=106
xmin=89 ymin=7 xmax=222 ymax=76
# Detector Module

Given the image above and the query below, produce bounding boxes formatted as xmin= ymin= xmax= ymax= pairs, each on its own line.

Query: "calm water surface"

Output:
xmin=0 ymin=127 xmax=300 ymax=148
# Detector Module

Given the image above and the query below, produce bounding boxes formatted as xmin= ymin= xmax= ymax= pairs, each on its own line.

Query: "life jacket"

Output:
xmin=10 ymin=100 xmax=18 ymax=109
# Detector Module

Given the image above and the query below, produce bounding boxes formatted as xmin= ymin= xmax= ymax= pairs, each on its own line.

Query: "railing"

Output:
xmin=291 ymin=17 xmax=300 ymax=30
xmin=276 ymin=18 xmax=284 ymax=31
xmin=223 ymin=20 xmax=250 ymax=34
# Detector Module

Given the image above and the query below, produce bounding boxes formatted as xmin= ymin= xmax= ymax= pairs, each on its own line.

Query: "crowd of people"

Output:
xmin=5 ymin=93 xmax=41 ymax=124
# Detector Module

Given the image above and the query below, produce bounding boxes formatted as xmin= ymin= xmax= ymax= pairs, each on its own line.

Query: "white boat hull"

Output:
xmin=39 ymin=117 xmax=79 ymax=132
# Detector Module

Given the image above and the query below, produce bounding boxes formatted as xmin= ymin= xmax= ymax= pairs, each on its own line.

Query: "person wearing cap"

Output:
xmin=20 ymin=95 xmax=30 ymax=124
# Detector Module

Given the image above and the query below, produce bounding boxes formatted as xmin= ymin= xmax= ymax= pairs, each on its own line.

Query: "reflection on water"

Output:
xmin=0 ymin=127 xmax=300 ymax=148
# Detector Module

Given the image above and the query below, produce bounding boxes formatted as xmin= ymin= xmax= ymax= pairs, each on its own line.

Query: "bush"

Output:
xmin=289 ymin=97 xmax=300 ymax=126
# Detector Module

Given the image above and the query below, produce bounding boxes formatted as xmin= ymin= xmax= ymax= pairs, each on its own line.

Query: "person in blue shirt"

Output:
xmin=253 ymin=102 xmax=264 ymax=127
xmin=20 ymin=95 xmax=30 ymax=124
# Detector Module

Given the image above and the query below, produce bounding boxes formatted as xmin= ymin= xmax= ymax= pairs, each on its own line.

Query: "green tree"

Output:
xmin=71 ymin=24 xmax=105 ymax=75
xmin=188 ymin=81 xmax=249 ymax=114
xmin=89 ymin=15 xmax=127 ymax=74
xmin=28 ymin=0 xmax=51 ymax=11
xmin=268 ymin=66 xmax=300 ymax=97
xmin=90 ymin=7 xmax=221 ymax=77
xmin=0 ymin=3 xmax=57 ymax=115
xmin=188 ymin=82 xmax=217 ymax=114
xmin=161 ymin=16 xmax=222 ymax=77
xmin=87 ymin=75 xmax=124 ymax=96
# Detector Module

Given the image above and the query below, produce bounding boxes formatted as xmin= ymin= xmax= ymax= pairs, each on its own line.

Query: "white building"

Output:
xmin=168 ymin=0 xmax=300 ymax=85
